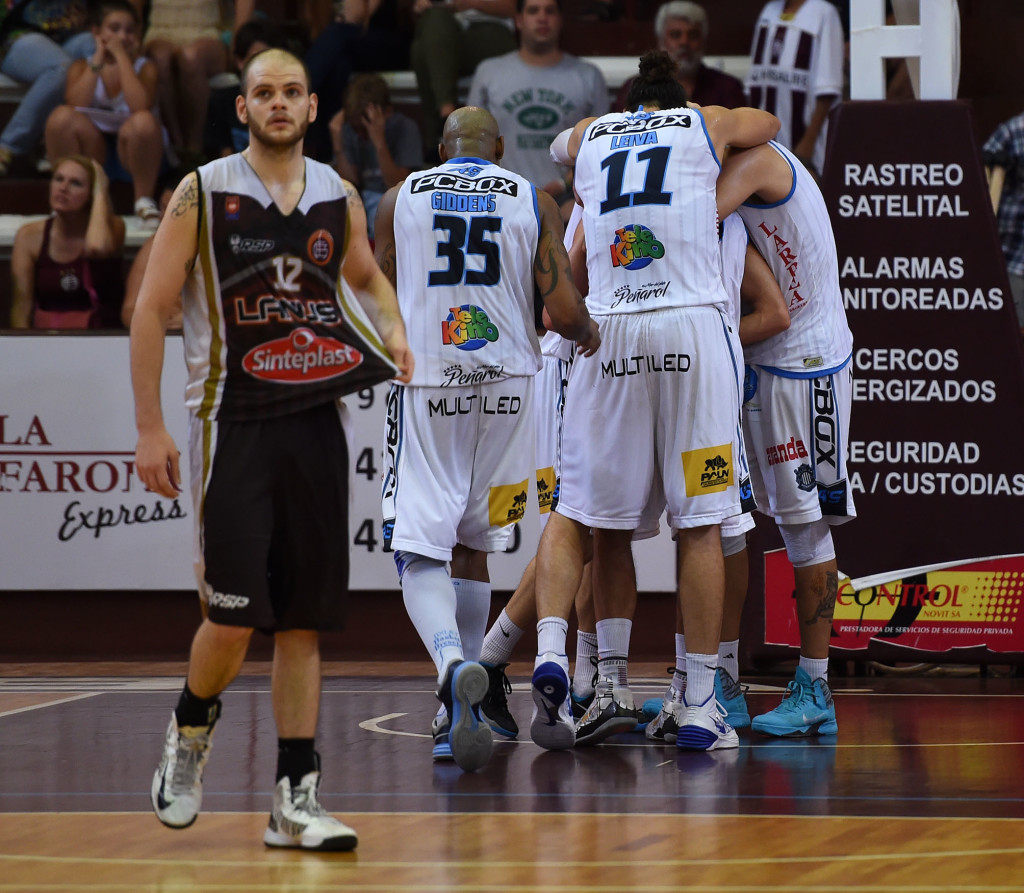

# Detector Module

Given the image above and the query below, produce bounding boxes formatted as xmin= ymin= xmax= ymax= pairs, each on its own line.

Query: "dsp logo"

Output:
xmin=441 ymin=305 xmax=499 ymax=351
xmin=610 ymin=224 xmax=665 ymax=271
xmin=242 ymin=327 xmax=363 ymax=382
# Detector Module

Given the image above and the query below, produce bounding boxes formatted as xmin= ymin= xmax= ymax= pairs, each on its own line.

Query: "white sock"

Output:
xmin=573 ymin=630 xmax=598 ymax=697
xmin=401 ymin=558 xmax=462 ymax=682
xmin=480 ymin=608 xmax=523 ymax=665
xmin=536 ymin=616 xmax=569 ymax=658
xmin=596 ymin=617 xmax=632 ymax=661
xmin=674 ymin=633 xmax=687 ymax=672
xmin=598 ymin=656 xmax=629 ymax=688
xmin=452 ymin=577 xmax=490 ymax=662
xmin=718 ymin=639 xmax=740 ymax=680
xmin=799 ymin=655 xmax=829 ymax=682
xmin=684 ymin=652 xmax=718 ymax=706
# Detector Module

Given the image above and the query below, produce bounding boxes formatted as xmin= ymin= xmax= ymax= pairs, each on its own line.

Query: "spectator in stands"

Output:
xmin=614 ymin=1 xmax=746 ymax=112
xmin=0 ymin=0 xmax=94 ymax=176
xmin=745 ymin=0 xmax=843 ymax=176
xmin=144 ymin=0 xmax=255 ymax=160
xmin=409 ymin=0 xmax=517 ymax=156
xmin=468 ymin=0 xmax=606 ymax=216
xmin=9 ymin=154 xmax=125 ymax=329
xmin=328 ymin=73 xmax=422 ymax=239
xmin=304 ymin=0 xmax=412 ymax=162
xmin=44 ymin=0 xmax=164 ymax=226
xmin=984 ymin=110 xmax=1024 ymax=337
xmin=202 ymin=18 xmax=274 ymax=159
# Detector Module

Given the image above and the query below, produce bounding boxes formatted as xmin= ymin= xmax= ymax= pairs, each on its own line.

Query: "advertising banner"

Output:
xmin=756 ymin=101 xmax=1024 ymax=655
xmin=764 ymin=548 xmax=1024 ymax=652
xmin=0 ymin=335 xmax=677 ymax=592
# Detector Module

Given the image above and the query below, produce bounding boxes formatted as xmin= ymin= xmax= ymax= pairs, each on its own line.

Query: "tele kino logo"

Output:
xmin=0 ymin=414 xmax=139 ymax=494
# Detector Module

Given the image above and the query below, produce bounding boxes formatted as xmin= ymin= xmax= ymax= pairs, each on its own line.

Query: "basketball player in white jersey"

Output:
xmin=373 ymin=106 xmax=599 ymax=772
xmin=645 ymin=211 xmax=791 ymax=742
xmin=531 ymin=50 xmax=780 ymax=752
xmin=713 ymin=138 xmax=855 ymax=737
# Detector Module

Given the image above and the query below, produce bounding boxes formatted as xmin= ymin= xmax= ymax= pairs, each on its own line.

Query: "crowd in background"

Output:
xmin=1 ymin=0 xmax=1020 ymax=332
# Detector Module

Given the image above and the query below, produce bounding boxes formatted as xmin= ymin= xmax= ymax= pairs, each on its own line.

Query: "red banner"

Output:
xmin=764 ymin=549 xmax=1024 ymax=652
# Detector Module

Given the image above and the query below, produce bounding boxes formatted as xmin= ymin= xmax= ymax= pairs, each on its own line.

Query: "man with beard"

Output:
xmin=131 ymin=48 xmax=412 ymax=850
xmin=614 ymin=2 xmax=747 ymax=112
xmin=468 ymin=0 xmax=607 ymax=216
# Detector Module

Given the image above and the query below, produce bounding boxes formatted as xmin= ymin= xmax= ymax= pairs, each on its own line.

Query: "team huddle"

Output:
xmin=378 ymin=49 xmax=855 ymax=772
xmin=132 ymin=46 xmax=854 ymax=851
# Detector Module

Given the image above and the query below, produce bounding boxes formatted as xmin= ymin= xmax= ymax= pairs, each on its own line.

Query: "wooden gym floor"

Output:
xmin=1 ymin=660 xmax=1022 ymax=892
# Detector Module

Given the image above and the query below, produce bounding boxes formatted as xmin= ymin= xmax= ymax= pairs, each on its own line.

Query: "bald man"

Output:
xmin=374 ymin=106 xmax=599 ymax=772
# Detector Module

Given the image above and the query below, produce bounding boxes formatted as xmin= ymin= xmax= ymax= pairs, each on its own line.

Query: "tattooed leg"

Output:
xmin=794 ymin=560 xmax=838 ymax=660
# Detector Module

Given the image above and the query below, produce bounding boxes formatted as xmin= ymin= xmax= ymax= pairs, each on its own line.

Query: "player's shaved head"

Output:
xmin=240 ymin=47 xmax=311 ymax=95
xmin=440 ymin=107 xmax=504 ymax=163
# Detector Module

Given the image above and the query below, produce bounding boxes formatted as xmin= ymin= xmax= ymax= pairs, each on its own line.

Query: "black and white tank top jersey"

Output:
xmin=181 ymin=154 xmax=397 ymax=421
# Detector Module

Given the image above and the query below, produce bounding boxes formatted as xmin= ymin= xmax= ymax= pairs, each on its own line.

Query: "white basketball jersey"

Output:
xmin=393 ymin=157 xmax=543 ymax=387
xmin=738 ymin=141 xmax=853 ymax=376
xmin=719 ymin=212 xmax=748 ymax=326
xmin=574 ymin=107 xmax=729 ymax=315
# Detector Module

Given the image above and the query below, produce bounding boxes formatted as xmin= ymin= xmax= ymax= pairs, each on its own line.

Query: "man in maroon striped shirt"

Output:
xmin=745 ymin=0 xmax=844 ymax=176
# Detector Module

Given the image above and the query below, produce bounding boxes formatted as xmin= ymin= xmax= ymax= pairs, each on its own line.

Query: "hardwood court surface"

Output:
xmin=1 ymin=661 xmax=1023 ymax=892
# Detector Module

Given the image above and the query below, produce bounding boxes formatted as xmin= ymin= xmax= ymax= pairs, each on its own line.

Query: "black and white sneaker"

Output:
xmin=645 ymin=698 xmax=684 ymax=742
xmin=151 ymin=706 xmax=219 ymax=829
xmin=480 ymin=661 xmax=518 ymax=739
xmin=263 ymin=770 xmax=358 ymax=851
xmin=574 ymin=676 xmax=638 ymax=746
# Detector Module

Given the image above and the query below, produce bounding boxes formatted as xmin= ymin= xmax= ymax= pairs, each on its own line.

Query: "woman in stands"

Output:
xmin=9 ymin=154 xmax=125 ymax=329
xmin=0 ymin=0 xmax=94 ymax=176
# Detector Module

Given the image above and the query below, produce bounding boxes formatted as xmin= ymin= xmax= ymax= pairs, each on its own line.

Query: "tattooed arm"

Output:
xmin=534 ymin=190 xmax=600 ymax=356
xmin=343 ymin=180 xmax=413 ymax=382
xmin=371 ymin=184 xmax=399 ymax=291
xmin=129 ymin=172 xmax=199 ymax=498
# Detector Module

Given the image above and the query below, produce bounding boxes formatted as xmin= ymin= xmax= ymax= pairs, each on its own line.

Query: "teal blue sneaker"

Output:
xmin=715 ymin=667 xmax=751 ymax=729
xmin=634 ymin=697 xmax=660 ymax=732
xmin=751 ymin=667 xmax=838 ymax=737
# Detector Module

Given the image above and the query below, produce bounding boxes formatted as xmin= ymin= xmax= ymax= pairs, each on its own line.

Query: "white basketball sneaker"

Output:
xmin=263 ymin=770 xmax=358 ymax=851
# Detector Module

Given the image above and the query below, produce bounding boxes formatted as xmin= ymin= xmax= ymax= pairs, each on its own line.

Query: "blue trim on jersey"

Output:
xmin=741 ymin=141 xmax=797 ymax=209
xmin=758 ymin=351 xmax=852 ymax=380
xmin=695 ymin=107 xmax=721 ymax=170
xmin=531 ymin=183 xmax=540 ymax=232
xmin=445 ymin=156 xmax=493 ymax=166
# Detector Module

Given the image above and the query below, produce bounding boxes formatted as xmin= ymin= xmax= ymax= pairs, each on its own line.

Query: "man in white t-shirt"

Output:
xmin=745 ymin=0 xmax=843 ymax=175
xmin=468 ymin=0 xmax=607 ymax=213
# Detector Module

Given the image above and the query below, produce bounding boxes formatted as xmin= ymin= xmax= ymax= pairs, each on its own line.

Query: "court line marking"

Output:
xmin=2 ymin=844 xmax=1024 ymax=871
xmin=3 ymin=809 xmax=1021 ymax=820
xmin=1 ymin=678 xmax=1020 ymax=699
xmin=357 ymin=711 xmax=1024 ymax=750
xmin=0 ymin=693 xmax=101 ymax=718
xmin=0 ymin=887 xmax=1022 ymax=893
xmin=358 ymin=713 xmax=424 ymax=737
xmin=0 ymin=887 xmax=1020 ymax=893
